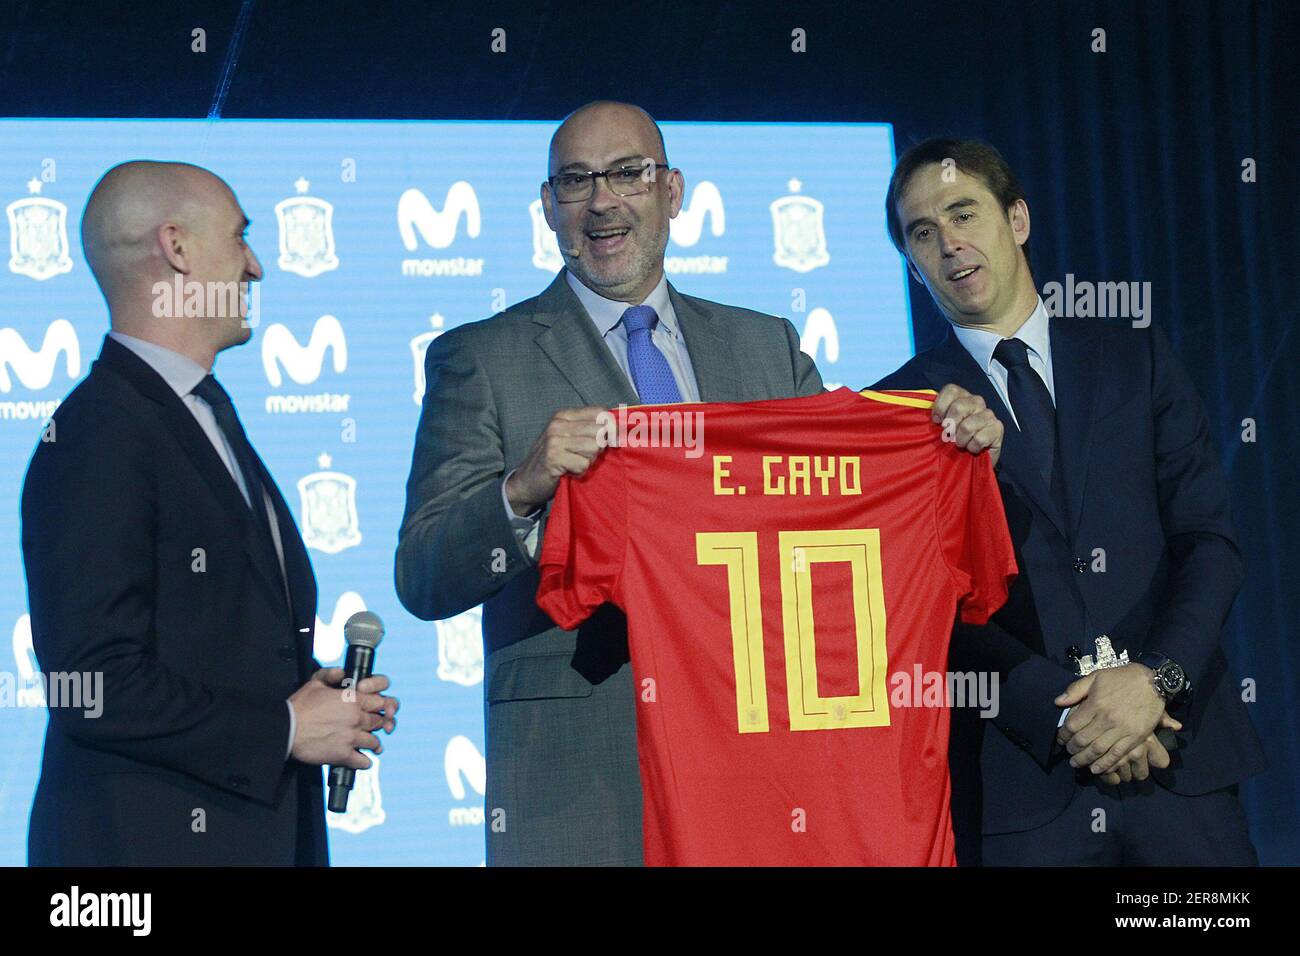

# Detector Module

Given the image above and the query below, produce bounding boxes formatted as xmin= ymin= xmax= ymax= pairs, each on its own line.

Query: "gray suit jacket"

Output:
xmin=395 ymin=269 xmax=824 ymax=865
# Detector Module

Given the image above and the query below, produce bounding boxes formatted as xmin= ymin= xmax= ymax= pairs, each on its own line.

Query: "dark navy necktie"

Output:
xmin=993 ymin=337 xmax=1057 ymax=482
xmin=622 ymin=305 xmax=684 ymax=404
xmin=191 ymin=374 xmax=277 ymax=549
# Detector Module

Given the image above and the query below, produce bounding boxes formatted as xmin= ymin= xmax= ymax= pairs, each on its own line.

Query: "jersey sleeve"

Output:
xmin=535 ymin=448 xmax=628 ymax=630
xmin=933 ymin=444 xmax=1018 ymax=625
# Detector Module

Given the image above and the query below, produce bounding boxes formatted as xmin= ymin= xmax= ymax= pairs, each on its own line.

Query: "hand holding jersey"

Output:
xmin=932 ymin=383 xmax=1004 ymax=467
xmin=505 ymin=406 xmax=613 ymax=517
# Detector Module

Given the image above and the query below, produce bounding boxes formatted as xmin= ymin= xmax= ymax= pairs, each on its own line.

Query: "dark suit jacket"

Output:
xmin=21 ymin=335 xmax=328 ymax=866
xmin=395 ymin=270 xmax=824 ymax=865
xmin=874 ymin=317 xmax=1266 ymax=838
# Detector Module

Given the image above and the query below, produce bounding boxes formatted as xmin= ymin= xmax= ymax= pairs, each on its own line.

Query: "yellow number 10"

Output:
xmin=695 ymin=529 xmax=890 ymax=734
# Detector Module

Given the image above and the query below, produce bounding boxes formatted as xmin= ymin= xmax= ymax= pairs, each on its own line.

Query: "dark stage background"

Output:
xmin=1 ymin=0 xmax=1295 ymax=863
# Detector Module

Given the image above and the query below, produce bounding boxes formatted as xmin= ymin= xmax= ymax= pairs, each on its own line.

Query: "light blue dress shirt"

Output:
xmin=563 ymin=270 xmax=701 ymax=403
xmin=502 ymin=272 xmax=702 ymax=555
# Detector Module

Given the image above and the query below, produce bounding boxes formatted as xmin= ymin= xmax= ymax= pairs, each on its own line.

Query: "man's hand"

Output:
xmin=933 ymin=384 xmax=1004 ymax=468
xmin=288 ymin=667 xmax=400 ymax=769
xmin=505 ymin=406 xmax=612 ymax=516
xmin=1096 ymin=715 xmax=1180 ymax=785
xmin=1055 ymin=664 xmax=1176 ymax=775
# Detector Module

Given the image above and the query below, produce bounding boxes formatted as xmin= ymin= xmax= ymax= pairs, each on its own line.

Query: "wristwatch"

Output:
xmin=1136 ymin=651 xmax=1190 ymax=703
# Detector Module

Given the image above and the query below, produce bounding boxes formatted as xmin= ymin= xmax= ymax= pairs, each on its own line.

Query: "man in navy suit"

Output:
xmin=22 ymin=161 xmax=398 ymax=865
xmin=874 ymin=138 xmax=1264 ymax=865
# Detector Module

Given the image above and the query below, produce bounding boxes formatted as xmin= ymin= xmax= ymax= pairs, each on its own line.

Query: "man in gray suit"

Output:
xmin=395 ymin=101 xmax=1004 ymax=865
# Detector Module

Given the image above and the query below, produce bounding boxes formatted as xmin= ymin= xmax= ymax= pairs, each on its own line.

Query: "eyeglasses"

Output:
xmin=547 ymin=163 xmax=671 ymax=203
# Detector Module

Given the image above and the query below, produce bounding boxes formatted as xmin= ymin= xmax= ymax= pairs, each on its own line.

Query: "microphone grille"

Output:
xmin=343 ymin=611 xmax=385 ymax=649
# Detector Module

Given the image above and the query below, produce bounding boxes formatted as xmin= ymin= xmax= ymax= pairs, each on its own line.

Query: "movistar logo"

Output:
xmin=0 ymin=319 xmax=80 ymax=392
xmin=261 ymin=315 xmax=347 ymax=387
xmin=397 ymin=183 xmax=481 ymax=251
xmin=670 ymin=181 xmax=725 ymax=247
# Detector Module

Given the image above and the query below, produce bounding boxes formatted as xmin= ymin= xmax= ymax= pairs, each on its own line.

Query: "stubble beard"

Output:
xmin=571 ymin=217 xmax=669 ymax=301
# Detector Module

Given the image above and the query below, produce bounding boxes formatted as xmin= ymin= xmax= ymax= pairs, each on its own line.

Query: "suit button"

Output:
xmin=1073 ymin=557 xmax=1087 ymax=573
xmin=228 ymin=775 xmax=250 ymax=789
xmin=278 ymin=645 xmax=296 ymax=660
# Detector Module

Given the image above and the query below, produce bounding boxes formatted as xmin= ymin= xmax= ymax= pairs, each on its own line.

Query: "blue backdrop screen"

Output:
xmin=0 ymin=118 xmax=910 ymax=865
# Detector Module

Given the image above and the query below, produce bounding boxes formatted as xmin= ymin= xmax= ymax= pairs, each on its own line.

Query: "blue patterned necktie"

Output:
xmin=621 ymin=305 xmax=683 ymax=404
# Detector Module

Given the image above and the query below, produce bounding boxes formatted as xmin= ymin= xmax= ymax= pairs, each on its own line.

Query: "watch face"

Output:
xmin=1159 ymin=662 xmax=1186 ymax=694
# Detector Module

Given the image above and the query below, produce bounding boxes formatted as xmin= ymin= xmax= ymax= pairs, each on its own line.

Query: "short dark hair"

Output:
xmin=885 ymin=137 xmax=1030 ymax=270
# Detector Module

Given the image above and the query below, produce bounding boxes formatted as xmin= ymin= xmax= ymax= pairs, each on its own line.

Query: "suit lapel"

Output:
xmin=96 ymin=337 xmax=294 ymax=617
xmin=1049 ymin=317 xmax=1100 ymax=540
xmin=531 ymin=270 xmax=746 ymax=406
xmin=532 ymin=271 xmax=640 ymax=407
xmin=922 ymin=331 xmax=1068 ymax=538
xmin=666 ymin=283 xmax=743 ymax=402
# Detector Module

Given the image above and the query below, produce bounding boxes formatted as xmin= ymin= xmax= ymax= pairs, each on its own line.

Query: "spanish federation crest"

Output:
xmin=7 ymin=179 xmax=73 ymax=281
xmin=409 ymin=313 xmax=446 ymax=405
xmin=297 ymin=453 xmax=362 ymax=553
xmin=770 ymin=178 xmax=830 ymax=273
xmin=436 ymin=606 xmax=484 ymax=687
xmin=529 ymin=199 xmax=564 ymax=272
xmin=1070 ymin=635 xmax=1130 ymax=676
xmin=275 ymin=178 xmax=339 ymax=278
xmin=325 ymin=752 xmax=386 ymax=834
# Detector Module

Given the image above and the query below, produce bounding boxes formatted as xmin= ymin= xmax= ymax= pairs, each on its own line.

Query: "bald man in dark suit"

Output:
xmin=22 ymin=161 xmax=398 ymax=865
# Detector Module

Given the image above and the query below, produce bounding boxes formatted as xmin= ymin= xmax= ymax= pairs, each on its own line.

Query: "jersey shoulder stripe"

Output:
xmin=857 ymin=388 xmax=938 ymax=409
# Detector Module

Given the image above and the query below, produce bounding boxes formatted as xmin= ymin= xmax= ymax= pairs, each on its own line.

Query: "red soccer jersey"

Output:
xmin=536 ymin=386 xmax=1017 ymax=866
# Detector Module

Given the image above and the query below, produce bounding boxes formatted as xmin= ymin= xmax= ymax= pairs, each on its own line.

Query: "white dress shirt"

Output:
xmin=950 ymin=296 xmax=1056 ymax=429
xmin=947 ymin=300 xmax=1071 ymax=727
xmin=107 ymin=331 xmax=297 ymax=758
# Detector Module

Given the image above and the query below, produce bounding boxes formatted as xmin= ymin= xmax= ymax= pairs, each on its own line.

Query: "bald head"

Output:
xmin=541 ymin=101 xmax=683 ymax=303
xmin=81 ymin=161 xmax=235 ymax=300
xmin=548 ymin=101 xmax=668 ymax=176
xmin=80 ymin=160 xmax=262 ymax=366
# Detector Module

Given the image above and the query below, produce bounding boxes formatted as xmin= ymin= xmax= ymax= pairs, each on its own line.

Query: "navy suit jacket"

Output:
xmin=874 ymin=316 xmax=1265 ymax=836
xmin=22 ymin=336 xmax=328 ymax=865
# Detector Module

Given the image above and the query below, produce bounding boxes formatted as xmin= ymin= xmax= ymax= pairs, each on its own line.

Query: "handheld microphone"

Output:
xmin=327 ymin=611 xmax=385 ymax=813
